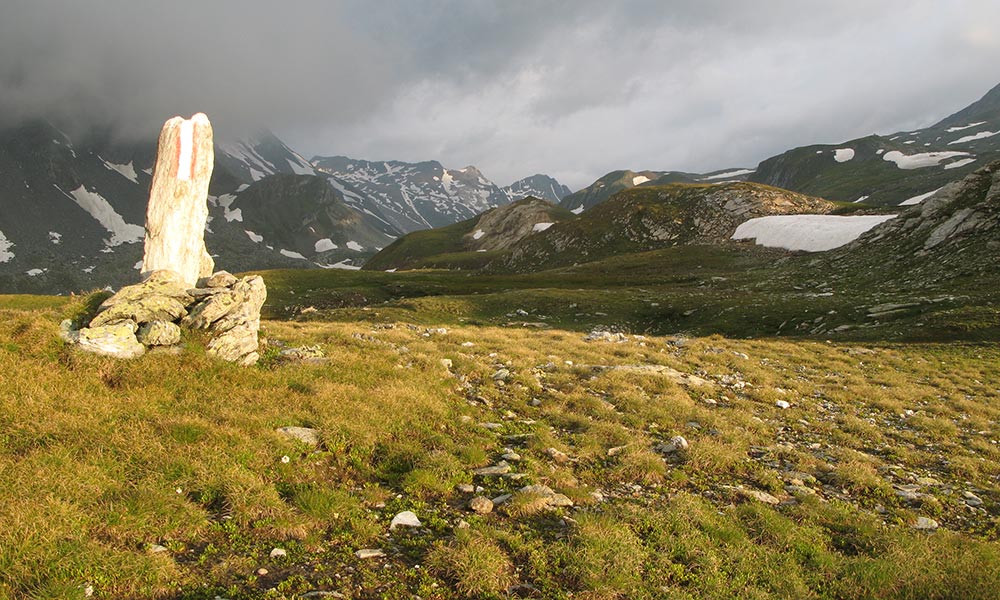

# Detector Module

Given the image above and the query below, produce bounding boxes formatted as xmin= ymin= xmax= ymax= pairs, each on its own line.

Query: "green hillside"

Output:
xmin=364 ymin=197 xmax=574 ymax=272
xmin=495 ymin=182 xmax=835 ymax=273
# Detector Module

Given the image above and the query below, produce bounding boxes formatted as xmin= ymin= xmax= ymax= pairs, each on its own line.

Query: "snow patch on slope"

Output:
xmin=702 ymin=168 xmax=755 ymax=181
xmin=632 ymin=175 xmax=650 ymax=186
xmin=245 ymin=230 xmax=264 ymax=243
xmin=286 ymin=158 xmax=314 ymax=175
xmin=314 ymin=238 xmax=338 ymax=252
xmin=732 ymin=214 xmax=896 ymax=252
xmin=944 ymin=158 xmax=977 ymax=170
xmin=316 ymin=260 xmax=361 ymax=270
xmin=280 ymin=249 xmax=307 ymax=260
xmin=64 ymin=185 xmax=144 ymax=245
xmin=346 ymin=241 xmax=364 ymax=251
xmin=834 ymin=148 xmax=855 ymax=163
xmin=948 ymin=131 xmax=998 ymax=145
xmin=882 ymin=151 xmax=971 ymax=170
xmin=946 ymin=122 xmax=986 ymax=133
xmin=472 ymin=229 xmax=486 ymax=240
xmin=899 ymin=187 xmax=943 ymax=206
xmin=219 ymin=142 xmax=275 ymax=181
xmin=101 ymin=159 xmax=139 ymax=183
xmin=215 ymin=193 xmax=244 ymax=222
xmin=532 ymin=222 xmax=554 ymax=233
xmin=0 ymin=231 xmax=14 ymax=263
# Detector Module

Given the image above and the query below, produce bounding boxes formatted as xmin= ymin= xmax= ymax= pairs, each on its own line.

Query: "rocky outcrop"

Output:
xmin=465 ymin=197 xmax=572 ymax=252
xmin=63 ymin=269 xmax=266 ymax=364
xmin=141 ymin=113 xmax=215 ymax=287
xmin=819 ymin=160 xmax=1000 ymax=290
xmin=491 ymin=182 xmax=835 ymax=273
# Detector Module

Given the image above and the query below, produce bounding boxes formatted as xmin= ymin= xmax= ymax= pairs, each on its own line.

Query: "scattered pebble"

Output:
xmin=390 ymin=511 xmax=422 ymax=530
xmin=963 ymin=491 xmax=984 ymax=507
xmin=269 ymin=548 xmax=287 ymax=558
xmin=546 ymin=447 xmax=569 ymax=463
xmin=355 ymin=548 xmax=386 ymax=559
xmin=740 ymin=489 xmax=781 ymax=505
xmin=473 ymin=461 xmax=512 ymax=476
xmin=469 ymin=496 xmax=494 ymax=514
xmin=656 ymin=436 xmax=689 ymax=454
xmin=491 ymin=493 xmax=513 ymax=505
xmin=912 ymin=516 xmax=939 ymax=531
xmin=775 ymin=400 xmax=791 ymax=409
xmin=275 ymin=426 xmax=320 ymax=447
xmin=456 ymin=483 xmax=475 ymax=494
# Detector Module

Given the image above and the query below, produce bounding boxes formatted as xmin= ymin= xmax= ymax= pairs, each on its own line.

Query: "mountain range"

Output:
xmin=0 ymin=123 xmax=570 ymax=293
xmin=560 ymin=83 xmax=1000 ymax=212
xmin=2 ymin=81 xmax=1000 ymax=294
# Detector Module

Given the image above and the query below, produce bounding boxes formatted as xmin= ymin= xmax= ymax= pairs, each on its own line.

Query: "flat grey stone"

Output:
xmin=276 ymin=426 xmax=320 ymax=447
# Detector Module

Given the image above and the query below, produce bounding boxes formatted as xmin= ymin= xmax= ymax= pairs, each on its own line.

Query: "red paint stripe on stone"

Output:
xmin=173 ymin=125 xmax=182 ymax=179
xmin=190 ymin=122 xmax=199 ymax=176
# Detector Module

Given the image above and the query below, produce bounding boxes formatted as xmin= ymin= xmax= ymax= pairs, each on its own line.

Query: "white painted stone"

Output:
xmin=142 ymin=113 xmax=215 ymax=287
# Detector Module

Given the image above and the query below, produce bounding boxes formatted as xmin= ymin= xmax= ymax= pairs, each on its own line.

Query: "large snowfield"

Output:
xmin=732 ymin=214 xmax=896 ymax=252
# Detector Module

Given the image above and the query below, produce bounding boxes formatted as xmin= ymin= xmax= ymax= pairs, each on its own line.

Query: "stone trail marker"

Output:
xmin=141 ymin=113 xmax=215 ymax=288
xmin=61 ymin=112 xmax=269 ymax=366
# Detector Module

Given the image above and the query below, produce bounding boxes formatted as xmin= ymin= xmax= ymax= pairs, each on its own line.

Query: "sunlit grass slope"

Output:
xmin=1 ymin=291 xmax=999 ymax=598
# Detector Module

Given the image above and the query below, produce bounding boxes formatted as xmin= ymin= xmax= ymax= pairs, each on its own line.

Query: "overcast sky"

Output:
xmin=2 ymin=1 xmax=999 ymax=189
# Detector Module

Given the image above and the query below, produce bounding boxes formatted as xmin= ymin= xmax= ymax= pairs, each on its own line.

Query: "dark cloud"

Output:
xmin=2 ymin=1 xmax=999 ymax=188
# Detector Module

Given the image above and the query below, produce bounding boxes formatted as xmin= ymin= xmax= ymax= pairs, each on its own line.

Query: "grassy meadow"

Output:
xmin=0 ymin=254 xmax=999 ymax=598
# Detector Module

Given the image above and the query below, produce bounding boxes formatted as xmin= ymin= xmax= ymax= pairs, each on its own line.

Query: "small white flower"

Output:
xmin=175 ymin=487 xmax=183 ymax=494
xmin=281 ymin=455 xmax=290 ymax=464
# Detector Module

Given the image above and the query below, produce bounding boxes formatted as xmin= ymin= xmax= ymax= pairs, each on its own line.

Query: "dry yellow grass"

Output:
xmin=0 ymin=295 xmax=999 ymax=598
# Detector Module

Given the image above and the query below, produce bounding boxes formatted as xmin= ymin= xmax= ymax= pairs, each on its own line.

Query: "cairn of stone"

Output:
xmin=61 ymin=114 xmax=267 ymax=365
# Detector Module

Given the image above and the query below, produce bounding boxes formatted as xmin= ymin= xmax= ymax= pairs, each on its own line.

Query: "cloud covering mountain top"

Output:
xmin=2 ymin=0 xmax=999 ymax=188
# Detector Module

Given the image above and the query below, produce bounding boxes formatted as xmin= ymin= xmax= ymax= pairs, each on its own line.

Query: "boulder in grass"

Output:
xmin=77 ymin=320 xmax=145 ymax=359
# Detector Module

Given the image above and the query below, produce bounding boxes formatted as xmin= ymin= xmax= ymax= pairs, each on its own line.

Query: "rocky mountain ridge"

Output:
xmin=564 ymin=82 xmax=1000 ymax=214
xmin=367 ymin=182 xmax=835 ymax=273
xmin=364 ymin=197 xmax=575 ymax=271
xmin=0 ymin=122 xmax=570 ymax=293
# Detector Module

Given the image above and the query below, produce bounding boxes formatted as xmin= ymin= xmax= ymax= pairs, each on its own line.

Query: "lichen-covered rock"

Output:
xmin=77 ymin=320 xmax=145 ymax=359
xmin=90 ymin=270 xmax=193 ymax=327
xmin=181 ymin=275 xmax=265 ymax=329
xmin=182 ymin=289 xmax=241 ymax=329
xmin=204 ymin=276 xmax=266 ymax=365
xmin=59 ymin=319 xmax=80 ymax=344
xmin=137 ymin=320 xmax=181 ymax=346
xmin=71 ymin=268 xmax=265 ymax=365
xmin=207 ymin=326 xmax=260 ymax=366
xmin=202 ymin=270 xmax=237 ymax=288
xmin=211 ymin=283 xmax=266 ymax=333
